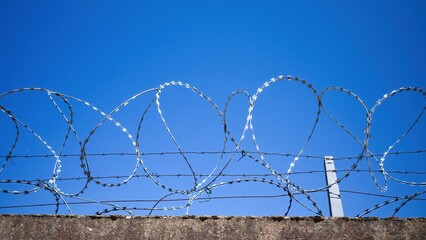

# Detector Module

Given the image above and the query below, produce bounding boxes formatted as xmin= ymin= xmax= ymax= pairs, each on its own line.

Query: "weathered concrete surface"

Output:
xmin=0 ymin=215 xmax=425 ymax=240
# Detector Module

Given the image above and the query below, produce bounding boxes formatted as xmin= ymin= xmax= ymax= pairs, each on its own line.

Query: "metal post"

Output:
xmin=324 ymin=156 xmax=344 ymax=217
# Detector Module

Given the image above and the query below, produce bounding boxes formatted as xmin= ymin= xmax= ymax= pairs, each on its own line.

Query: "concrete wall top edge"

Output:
xmin=1 ymin=214 xmax=425 ymax=221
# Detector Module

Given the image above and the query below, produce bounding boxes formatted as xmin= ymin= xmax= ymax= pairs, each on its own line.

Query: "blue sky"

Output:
xmin=0 ymin=1 xmax=425 ymax=217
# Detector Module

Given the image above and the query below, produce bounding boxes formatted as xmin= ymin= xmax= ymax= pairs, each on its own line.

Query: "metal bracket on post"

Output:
xmin=324 ymin=156 xmax=344 ymax=217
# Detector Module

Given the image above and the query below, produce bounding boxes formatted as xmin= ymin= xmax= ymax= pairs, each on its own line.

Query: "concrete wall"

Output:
xmin=0 ymin=215 xmax=425 ymax=240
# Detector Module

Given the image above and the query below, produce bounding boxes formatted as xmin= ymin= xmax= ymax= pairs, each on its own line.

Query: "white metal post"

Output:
xmin=324 ymin=156 xmax=344 ymax=217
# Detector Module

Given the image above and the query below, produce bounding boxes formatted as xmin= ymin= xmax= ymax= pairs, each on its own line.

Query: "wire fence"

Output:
xmin=0 ymin=75 xmax=425 ymax=217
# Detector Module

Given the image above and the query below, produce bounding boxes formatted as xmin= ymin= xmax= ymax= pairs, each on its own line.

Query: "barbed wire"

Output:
xmin=0 ymin=75 xmax=424 ymax=217
xmin=1 ymin=189 xmax=425 ymax=211
xmin=2 ymin=169 xmax=426 ymax=184
xmin=2 ymin=149 xmax=425 ymax=160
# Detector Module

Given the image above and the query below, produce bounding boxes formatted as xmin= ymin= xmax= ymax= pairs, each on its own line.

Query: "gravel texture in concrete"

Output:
xmin=0 ymin=215 xmax=425 ymax=240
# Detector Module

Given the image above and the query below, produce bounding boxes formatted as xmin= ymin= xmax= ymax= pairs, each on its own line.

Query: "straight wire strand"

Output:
xmin=2 ymin=149 xmax=425 ymax=160
xmin=2 ymin=169 xmax=426 ymax=184
xmin=2 ymin=190 xmax=426 ymax=211
xmin=0 ymin=191 xmax=320 ymax=210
